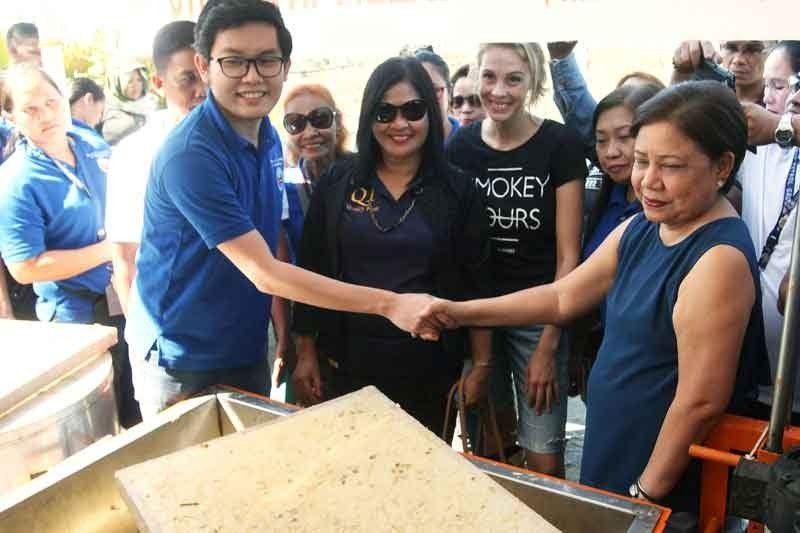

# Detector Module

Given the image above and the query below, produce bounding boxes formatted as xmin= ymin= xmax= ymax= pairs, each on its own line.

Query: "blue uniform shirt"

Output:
xmin=582 ymin=183 xmax=642 ymax=260
xmin=70 ymin=118 xmax=111 ymax=156
xmin=126 ymin=92 xmax=285 ymax=371
xmin=445 ymin=115 xmax=460 ymax=147
xmin=0 ymin=118 xmax=14 ymax=164
xmin=0 ymin=133 xmax=111 ymax=322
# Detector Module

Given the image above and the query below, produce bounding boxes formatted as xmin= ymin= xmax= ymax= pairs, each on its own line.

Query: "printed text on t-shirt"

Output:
xmin=475 ymin=168 xmax=550 ymax=232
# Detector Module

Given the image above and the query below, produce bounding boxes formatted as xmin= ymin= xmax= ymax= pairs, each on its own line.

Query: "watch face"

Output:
xmin=776 ymin=130 xmax=794 ymax=145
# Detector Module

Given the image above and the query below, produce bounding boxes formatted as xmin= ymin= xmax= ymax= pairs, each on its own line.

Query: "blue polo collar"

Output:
xmin=205 ymin=90 xmax=275 ymax=153
xmin=22 ymin=130 xmax=83 ymax=161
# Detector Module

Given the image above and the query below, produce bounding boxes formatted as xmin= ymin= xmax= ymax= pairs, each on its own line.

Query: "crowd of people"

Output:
xmin=1 ymin=0 xmax=800 ymax=523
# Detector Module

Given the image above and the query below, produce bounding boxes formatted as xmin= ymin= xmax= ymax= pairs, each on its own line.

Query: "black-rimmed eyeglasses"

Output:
xmin=211 ymin=55 xmax=284 ymax=79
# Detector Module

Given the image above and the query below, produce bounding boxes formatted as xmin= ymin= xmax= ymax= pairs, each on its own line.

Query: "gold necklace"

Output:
xmin=367 ymin=191 xmax=417 ymax=233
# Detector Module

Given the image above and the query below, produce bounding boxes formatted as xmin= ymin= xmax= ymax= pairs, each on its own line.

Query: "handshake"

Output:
xmin=387 ymin=293 xmax=465 ymax=341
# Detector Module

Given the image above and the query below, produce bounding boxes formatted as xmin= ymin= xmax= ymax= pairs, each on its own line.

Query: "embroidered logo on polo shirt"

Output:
xmin=347 ymin=187 xmax=378 ymax=214
xmin=271 ymin=157 xmax=285 ymax=191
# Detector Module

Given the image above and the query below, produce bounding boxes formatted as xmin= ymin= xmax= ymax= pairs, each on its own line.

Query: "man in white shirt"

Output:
xmin=106 ymin=21 xmax=206 ymax=312
xmin=740 ymin=79 xmax=800 ymax=414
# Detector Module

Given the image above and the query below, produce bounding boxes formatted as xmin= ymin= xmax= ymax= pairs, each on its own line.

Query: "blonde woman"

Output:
xmin=447 ymin=42 xmax=586 ymax=476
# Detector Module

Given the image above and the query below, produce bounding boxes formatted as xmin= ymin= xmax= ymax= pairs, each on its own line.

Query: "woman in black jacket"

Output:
xmin=291 ymin=56 xmax=492 ymax=435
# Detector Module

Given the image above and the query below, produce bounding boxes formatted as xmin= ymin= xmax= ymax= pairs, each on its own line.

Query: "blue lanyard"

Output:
xmin=759 ymin=147 xmax=800 ymax=270
xmin=32 ymin=139 xmax=106 ymax=241
xmin=50 ymin=153 xmax=92 ymax=199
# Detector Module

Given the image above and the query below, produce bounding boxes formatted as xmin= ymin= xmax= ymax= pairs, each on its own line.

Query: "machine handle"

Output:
xmin=688 ymin=444 xmax=742 ymax=467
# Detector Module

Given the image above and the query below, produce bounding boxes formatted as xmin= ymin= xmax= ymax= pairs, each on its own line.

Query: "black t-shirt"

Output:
xmin=447 ymin=119 xmax=587 ymax=294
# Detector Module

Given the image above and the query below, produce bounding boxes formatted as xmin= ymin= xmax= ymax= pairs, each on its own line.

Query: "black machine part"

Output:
xmin=728 ymin=447 xmax=800 ymax=531
xmin=764 ymin=447 xmax=800 ymax=533
xmin=729 ymin=458 xmax=770 ymax=523
xmin=690 ymin=59 xmax=736 ymax=91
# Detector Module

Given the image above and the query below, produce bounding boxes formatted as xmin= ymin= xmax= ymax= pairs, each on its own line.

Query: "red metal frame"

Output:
xmin=691 ymin=414 xmax=800 ymax=533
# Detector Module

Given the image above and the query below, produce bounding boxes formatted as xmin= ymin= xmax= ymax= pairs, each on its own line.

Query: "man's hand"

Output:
xmin=672 ymin=40 xmax=721 ymax=73
xmin=271 ymin=356 xmax=286 ymax=389
xmin=547 ymin=41 xmax=577 ymax=61
xmin=271 ymin=335 xmax=294 ymax=389
xmin=526 ymin=345 xmax=559 ymax=416
xmin=418 ymin=296 xmax=463 ymax=333
xmin=292 ymin=350 xmax=323 ymax=405
xmin=462 ymin=365 xmax=490 ymax=407
xmin=743 ymin=102 xmax=780 ymax=146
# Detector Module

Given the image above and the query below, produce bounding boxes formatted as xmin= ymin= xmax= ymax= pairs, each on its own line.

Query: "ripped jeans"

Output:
xmin=494 ymin=325 xmax=568 ymax=455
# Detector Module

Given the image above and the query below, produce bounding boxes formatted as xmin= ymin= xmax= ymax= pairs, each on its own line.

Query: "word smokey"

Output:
xmin=474 ymin=168 xmax=551 ymax=232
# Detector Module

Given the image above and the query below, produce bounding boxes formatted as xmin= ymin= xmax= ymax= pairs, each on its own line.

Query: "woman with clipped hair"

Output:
xmin=425 ymin=81 xmax=770 ymax=512
xmin=0 ymin=64 xmax=141 ymax=426
xmin=446 ymin=42 xmax=586 ymax=477
xmin=291 ymin=56 xmax=492 ymax=436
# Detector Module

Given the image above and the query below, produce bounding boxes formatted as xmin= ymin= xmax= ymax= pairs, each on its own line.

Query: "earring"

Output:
xmin=717 ymin=180 xmax=725 ymax=188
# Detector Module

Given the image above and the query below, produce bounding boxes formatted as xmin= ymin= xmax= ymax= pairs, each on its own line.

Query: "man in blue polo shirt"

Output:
xmin=126 ymin=0 xmax=438 ymax=418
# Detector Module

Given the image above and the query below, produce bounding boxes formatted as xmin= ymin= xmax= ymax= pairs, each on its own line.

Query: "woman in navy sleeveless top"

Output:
xmin=421 ymin=81 xmax=770 ymax=513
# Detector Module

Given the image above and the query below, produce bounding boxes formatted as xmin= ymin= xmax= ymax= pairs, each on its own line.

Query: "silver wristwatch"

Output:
xmin=775 ymin=113 xmax=796 ymax=148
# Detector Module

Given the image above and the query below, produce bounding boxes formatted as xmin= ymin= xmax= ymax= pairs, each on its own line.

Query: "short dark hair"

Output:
xmin=593 ymin=83 xmax=662 ymax=139
xmin=414 ymin=48 xmax=450 ymax=88
xmin=194 ymin=0 xmax=293 ymax=60
xmin=631 ymin=80 xmax=746 ymax=194
xmin=450 ymin=64 xmax=470 ymax=86
xmin=586 ymin=83 xmax=661 ymax=237
xmin=615 ymin=71 xmax=666 ymax=90
xmin=6 ymin=22 xmax=38 ymax=48
xmin=772 ymin=41 xmax=800 ymax=74
xmin=153 ymin=20 xmax=196 ymax=73
xmin=69 ymin=77 xmax=105 ymax=106
xmin=356 ymin=56 xmax=447 ymax=182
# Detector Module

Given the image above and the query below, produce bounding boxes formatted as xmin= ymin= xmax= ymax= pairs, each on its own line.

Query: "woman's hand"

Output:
xmin=385 ymin=293 xmax=444 ymax=340
xmin=462 ymin=365 xmax=491 ymax=407
xmin=526 ymin=345 xmax=559 ymax=416
xmin=292 ymin=343 xmax=323 ymax=405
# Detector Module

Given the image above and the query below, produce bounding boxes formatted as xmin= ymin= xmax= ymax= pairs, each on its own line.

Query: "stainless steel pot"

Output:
xmin=0 ymin=353 xmax=119 ymax=493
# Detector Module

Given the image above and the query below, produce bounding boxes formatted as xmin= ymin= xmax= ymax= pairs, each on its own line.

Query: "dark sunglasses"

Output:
xmin=283 ymin=107 xmax=336 ymax=135
xmin=374 ymin=99 xmax=427 ymax=124
xmin=451 ymin=94 xmax=481 ymax=109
